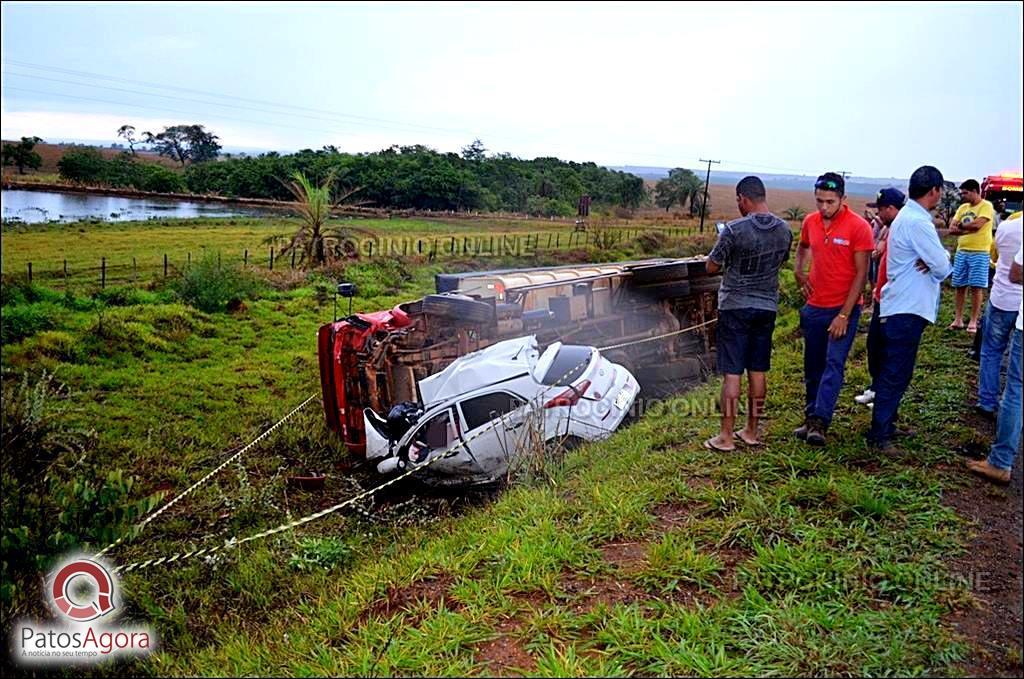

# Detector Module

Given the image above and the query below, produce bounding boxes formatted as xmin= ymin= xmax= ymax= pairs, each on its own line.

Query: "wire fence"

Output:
xmin=9 ymin=224 xmax=713 ymax=288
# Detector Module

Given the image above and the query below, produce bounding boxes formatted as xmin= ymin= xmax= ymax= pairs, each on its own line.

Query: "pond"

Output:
xmin=1 ymin=189 xmax=280 ymax=224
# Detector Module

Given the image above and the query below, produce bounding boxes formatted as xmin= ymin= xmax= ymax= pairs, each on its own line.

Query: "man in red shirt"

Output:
xmin=793 ymin=172 xmax=874 ymax=446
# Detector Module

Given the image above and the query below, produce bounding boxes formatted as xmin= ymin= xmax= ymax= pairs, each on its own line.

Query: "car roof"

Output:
xmin=418 ymin=335 xmax=541 ymax=405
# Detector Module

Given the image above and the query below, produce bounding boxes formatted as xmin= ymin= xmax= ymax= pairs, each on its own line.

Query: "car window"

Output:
xmin=414 ymin=409 xmax=453 ymax=449
xmin=460 ymin=392 xmax=527 ymax=431
xmin=540 ymin=345 xmax=593 ymax=386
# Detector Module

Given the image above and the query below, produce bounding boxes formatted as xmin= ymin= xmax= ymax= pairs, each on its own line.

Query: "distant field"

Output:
xmin=0 ymin=140 xmax=178 ymax=175
xmin=646 ymin=181 xmax=872 ymax=218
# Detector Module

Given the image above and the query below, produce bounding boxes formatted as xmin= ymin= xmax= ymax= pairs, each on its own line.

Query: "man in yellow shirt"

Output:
xmin=948 ymin=179 xmax=995 ymax=333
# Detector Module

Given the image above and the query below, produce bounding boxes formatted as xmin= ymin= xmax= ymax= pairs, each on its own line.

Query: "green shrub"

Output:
xmin=1 ymin=371 xmax=160 ymax=610
xmin=176 ymin=254 xmax=260 ymax=313
xmin=82 ymin=309 xmax=166 ymax=357
xmin=0 ymin=303 xmax=59 ymax=344
xmin=57 ymin=147 xmax=108 ymax=183
xmin=30 ymin=331 xmax=82 ymax=363
xmin=288 ymin=537 xmax=353 ymax=572
xmin=136 ymin=164 xmax=186 ymax=193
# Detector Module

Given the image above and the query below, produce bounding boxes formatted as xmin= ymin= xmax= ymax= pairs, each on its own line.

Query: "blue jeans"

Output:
xmin=800 ymin=304 xmax=862 ymax=426
xmin=988 ymin=328 xmax=1022 ymax=471
xmin=868 ymin=314 xmax=929 ymax=445
xmin=866 ymin=306 xmax=885 ymax=391
xmin=976 ymin=301 xmax=1019 ymax=412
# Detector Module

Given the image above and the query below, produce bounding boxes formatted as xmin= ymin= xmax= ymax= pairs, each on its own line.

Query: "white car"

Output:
xmin=363 ymin=335 xmax=640 ymax=487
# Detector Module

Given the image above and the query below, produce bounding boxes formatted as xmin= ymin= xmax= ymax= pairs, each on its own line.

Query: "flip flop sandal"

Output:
xmin=734 ymin=431 xmax=764 ymax=447
xmin=703 ymin=437 xmax=735 ymax=452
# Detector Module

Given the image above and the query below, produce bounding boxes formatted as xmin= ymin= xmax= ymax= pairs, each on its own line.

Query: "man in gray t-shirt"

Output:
xmin=703 ymin=176 xmax=793 ymax=453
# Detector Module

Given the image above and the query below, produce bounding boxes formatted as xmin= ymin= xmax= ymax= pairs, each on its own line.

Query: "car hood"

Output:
xmin=418 ymin=335 xmax=540 ymax=405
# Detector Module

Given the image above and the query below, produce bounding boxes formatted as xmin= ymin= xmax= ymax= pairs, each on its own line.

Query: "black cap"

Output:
xmin=867 ymin=188 xmax=906 ymax=209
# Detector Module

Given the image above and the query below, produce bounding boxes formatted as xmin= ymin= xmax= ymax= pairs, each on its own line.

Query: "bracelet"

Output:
xmin=838 ymin=313 xmax=848 ymax=320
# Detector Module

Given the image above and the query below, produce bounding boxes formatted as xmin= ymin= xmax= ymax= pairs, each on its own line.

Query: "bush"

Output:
xmin=0 ymin=303 xmax=59 ymax=344
xmin=1 ymin=371 xmax=160 ymax=611
xmin=57 ymin=147 xmax=108 ymax=183
xmin=526 ymin=196 xmax=575 ymax=218
xmin=136 ymin=164 xmax=186 ymax=193
xmin=175 ymin=254 xmax=260 ymax=313
xmin=82 ymin=308 xmax=171 ymax=358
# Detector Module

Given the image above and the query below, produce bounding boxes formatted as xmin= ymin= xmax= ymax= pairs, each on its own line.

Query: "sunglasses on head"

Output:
xmin=815 ymin=179 xmax=839 ymax=191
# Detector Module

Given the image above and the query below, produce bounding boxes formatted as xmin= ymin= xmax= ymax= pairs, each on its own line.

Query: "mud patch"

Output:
xmin=651 ymin=500 xmax=703 ymax=531
xmin=943 ymin=454 xmax=1022 ymax=677
xmin=560 ymin=571 xmax=648 ymax=615
xmin=600 ymin=541 xmax=649 ymax=571
xmin=476 ymin=630 xmax=536 ymax=677
xmin=358 ymin=573 xmax=459 ymax=625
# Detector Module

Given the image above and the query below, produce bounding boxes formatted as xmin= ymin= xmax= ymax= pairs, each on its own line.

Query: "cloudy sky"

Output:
xmin=2 ymin=1 xmax=1022 ymax=180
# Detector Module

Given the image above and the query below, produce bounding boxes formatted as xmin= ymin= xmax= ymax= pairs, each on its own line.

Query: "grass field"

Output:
xmin=1 ymin=223 xmax=1020 ymax=676
xmin=1 ymin=216 xmax=718 ymax=286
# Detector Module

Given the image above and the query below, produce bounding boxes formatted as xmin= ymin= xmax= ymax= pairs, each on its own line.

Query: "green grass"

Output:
xmin=0 ymin=227 xmax=1002 ymax=676
xmin=2 ymin=216 xmax=706 ymax=286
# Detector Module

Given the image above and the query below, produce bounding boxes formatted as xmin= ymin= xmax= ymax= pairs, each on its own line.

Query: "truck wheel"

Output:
xmin=422 ymin=294 xmax=495 ymax=324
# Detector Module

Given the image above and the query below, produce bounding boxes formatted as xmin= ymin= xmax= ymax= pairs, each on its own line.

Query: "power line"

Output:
xmin=2 ymin=60 xmax=862 ymax=178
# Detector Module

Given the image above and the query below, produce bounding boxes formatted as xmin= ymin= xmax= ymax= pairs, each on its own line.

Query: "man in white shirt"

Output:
xmin=975 ymin=213 xmax=1023 ymax=418
xmin=969 ymin=243 xmax=1023 ymax=483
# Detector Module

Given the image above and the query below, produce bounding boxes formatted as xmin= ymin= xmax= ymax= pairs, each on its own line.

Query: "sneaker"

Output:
xmin=794 ymin=421 xmax=810 ymax=441
xmin=966 ymin=458 xmax=1011 ymax=484
xmin=806 ymin=417 xmax=827 ymax=447
xmin=854 ymin=389 xmax=875 ymax=406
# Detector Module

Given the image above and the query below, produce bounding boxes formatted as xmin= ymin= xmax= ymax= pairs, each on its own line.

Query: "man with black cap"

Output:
xmin=948 ymin=179 xmax=996 ymax=333
xmin=867 ymin=166 xmax=952 ymax=452
xmin=854 ymin=188 xmax=907 ymax=407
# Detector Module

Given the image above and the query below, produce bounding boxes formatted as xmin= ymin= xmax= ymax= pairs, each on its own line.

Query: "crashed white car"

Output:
xmin=363 ymin=335 xmax=640 ymax=487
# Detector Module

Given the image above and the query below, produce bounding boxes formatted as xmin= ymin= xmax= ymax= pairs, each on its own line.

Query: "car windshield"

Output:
xmin=540 ymin=345 xmax=593 ymax=386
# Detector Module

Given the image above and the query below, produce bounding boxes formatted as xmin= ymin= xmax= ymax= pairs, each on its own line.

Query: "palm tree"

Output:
xmin=783 ymin=206 xmax=808 ymax=221
xmin=269 ymin=171 xmax=370 ymax=268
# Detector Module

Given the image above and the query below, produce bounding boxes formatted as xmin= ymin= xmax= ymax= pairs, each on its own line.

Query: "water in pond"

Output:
xmin=1 ymin=189 xmax=281 ymax=224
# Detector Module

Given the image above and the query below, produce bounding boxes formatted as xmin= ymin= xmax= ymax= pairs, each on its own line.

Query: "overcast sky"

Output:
xmin=2 ymin=1 xmax=1022 ymax=180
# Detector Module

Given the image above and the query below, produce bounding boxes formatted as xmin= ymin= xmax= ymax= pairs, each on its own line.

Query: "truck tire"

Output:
xmin=422 ymin=294 xmax=495 ymax=324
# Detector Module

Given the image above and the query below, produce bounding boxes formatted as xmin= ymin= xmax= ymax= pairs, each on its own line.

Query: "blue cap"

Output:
xmin=867 ymin=187 xmax=906 ymax=208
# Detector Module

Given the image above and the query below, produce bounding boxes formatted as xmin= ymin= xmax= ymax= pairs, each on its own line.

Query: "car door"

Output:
xmin=456 ymin=390 xmax=532 ymax=477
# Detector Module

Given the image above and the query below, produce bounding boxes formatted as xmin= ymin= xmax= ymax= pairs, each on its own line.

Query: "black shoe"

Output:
xmin=794 ymin=420 xmax=810 ymax=441
xmin=806 ymin=417 xmax=827 ymax=447
xmin=973 ymin=404 xmax=997 ymax=423
xmin=893 ymin=425 xmax=916 ymax=439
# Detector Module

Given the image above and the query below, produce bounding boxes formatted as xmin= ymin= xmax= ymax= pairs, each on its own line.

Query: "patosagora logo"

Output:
xmin=49 ymin=559 xmax=116 ymax=622
xmin=11 ymin=554 xmax=154 ymax=665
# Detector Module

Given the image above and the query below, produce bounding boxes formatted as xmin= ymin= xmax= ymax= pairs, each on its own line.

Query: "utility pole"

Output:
xmin=839 ymin=170 xmax=852 ymax=180
xmin=698 ymin=158 xmax=720 ymax=233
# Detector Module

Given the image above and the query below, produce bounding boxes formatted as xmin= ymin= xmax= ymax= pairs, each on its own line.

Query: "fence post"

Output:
xmin=101 ymin=257 xmax=106 ymax=289
xmin=63 ymin=259 xmax=68 ymax=279
xmin=368 ymin=241 xmax=374 ymax=257
xmin=417 ymin=239 xmax=423 ymax=254
xmin=244 ymin=249 xmax=248 ymax=267
xmin=291 ymin=248 xmax=296 ymax=269
xmin=187 ymin=252 xmax=191 ymax=269
xmin=27 ymin=262 xmax=32 ymax=284
xmin=164 ymin=254 xmax=168 ymax=277
xmin=450 ymin=236 xmax=456 ymax=254
xmin=218 ymin=251 xmax=222 ymax=270
xmin=556 ymin=233 xmax=561 ymax=248
xmin=270 ymin=247 xmax=275 ymax=270
xmin=133 ymin=257 xmax=137 ymax=281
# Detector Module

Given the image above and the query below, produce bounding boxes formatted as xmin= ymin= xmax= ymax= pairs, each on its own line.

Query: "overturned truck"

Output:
xmin=317 ymin=256 xmax=722 ymax=458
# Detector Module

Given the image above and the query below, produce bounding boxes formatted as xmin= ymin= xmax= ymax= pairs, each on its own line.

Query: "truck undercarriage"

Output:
xmin=318 ymin=257 xmax=722 ymax=455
